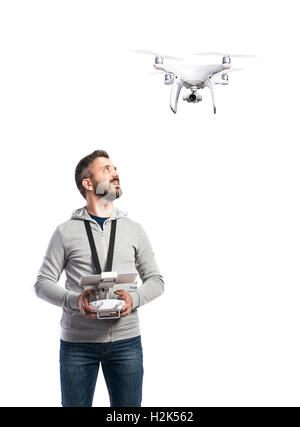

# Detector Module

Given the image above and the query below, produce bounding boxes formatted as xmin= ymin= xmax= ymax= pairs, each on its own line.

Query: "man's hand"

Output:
xmin=77 ymin=288 xmax=98 ymax=319
xmin=114 ymin=289 xmax=133 ymax=317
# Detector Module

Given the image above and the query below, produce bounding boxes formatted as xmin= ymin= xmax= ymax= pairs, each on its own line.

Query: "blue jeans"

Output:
xmin=59 ymin=335 xmax=144 ymax=407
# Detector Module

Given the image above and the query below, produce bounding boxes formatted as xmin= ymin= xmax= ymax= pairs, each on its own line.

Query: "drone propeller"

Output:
xmin=148 ymin=71 xmax=166 ymax=75
xmin=224 ymin=67 xmax=244 ymax=72
xmin=192 ymin=51 xmax=258 ymax=58
xmin=130 ymin=49 xmax=184 ymax=61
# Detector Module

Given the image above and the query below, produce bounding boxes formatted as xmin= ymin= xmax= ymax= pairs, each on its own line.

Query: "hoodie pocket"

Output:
xmin=60 ymin=307 xmax=74 ymax=329
xmin=61 ymin=307 xmax=101 ymax=331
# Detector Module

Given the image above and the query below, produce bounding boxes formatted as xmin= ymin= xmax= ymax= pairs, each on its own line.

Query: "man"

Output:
xmin=34 ymin=149 xmax=164 ymax=407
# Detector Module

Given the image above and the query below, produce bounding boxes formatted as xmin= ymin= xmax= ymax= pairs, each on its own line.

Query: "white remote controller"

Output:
xmin=89 ymin=299 xmax=126 ymax=319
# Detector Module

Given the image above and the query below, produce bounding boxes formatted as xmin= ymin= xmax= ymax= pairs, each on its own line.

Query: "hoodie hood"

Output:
xmin=71 ymin=205 xmax=128 ymax=222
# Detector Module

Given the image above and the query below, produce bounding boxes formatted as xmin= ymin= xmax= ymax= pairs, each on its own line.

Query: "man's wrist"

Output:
xmin=67 ymin=291 xmax=81 ymax=310
xmin=127 ymin=291 xmax=140 ymax=310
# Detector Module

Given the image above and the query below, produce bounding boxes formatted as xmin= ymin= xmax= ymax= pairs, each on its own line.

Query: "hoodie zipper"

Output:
xmin=89 ymin=217 xmax=117 ymax=343
xmin=102 ymin=218 xmax=113 ymax=343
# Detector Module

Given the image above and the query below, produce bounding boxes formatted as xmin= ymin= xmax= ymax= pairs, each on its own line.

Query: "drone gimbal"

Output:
xmin=183 ymin=86 xmax=202 ymax=103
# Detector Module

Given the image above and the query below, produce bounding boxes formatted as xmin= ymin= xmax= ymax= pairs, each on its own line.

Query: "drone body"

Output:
xmin=153 ymin=55 xmax=232 ymax=114
xmin=132 ymin=50 xmax=255 ymax=114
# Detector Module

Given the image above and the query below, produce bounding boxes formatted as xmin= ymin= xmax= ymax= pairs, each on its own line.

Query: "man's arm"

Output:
xmin=34 ymin=227 xmax=79 ymax=310
xmin=128 ymin=224 xmax=165 ymax=310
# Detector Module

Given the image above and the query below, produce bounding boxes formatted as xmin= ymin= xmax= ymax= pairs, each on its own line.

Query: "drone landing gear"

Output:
xmin=207 ymin=78 xmax=216 ymax=114
xmin=170 ymin=77 xmax=183 ymax=114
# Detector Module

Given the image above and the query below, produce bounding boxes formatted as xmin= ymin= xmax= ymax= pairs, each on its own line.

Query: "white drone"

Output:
xmin=132 ymin=50 xmax=256 ymax=114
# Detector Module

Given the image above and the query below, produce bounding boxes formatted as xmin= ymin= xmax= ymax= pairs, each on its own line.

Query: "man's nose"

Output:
xmin=112 ymin=169 xmax=119 ymax=179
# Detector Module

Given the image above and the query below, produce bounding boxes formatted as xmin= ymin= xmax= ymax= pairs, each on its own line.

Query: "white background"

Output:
xmin=0 ymin=0 xmax=299 ymax=407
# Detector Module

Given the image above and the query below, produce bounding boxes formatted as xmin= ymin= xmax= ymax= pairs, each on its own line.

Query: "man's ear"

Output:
xmin=82 ymin=178 xmax=93 ymax=192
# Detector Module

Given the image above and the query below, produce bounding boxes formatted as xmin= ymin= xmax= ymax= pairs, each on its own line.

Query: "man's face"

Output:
xmin=88 ymin=157 xmax=122 ymax=200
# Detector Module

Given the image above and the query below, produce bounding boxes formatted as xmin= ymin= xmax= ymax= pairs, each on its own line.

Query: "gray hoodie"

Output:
xmin=34 ymin=206 xmax=164 ymax=343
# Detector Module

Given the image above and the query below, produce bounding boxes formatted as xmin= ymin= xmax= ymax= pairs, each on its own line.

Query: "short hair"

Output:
xmin=75 ymin=150 xmax=109 ymax=199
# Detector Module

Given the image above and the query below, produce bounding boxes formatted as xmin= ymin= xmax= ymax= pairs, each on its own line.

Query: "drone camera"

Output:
xmin=183 ymin=91 xmax=202 ymax=103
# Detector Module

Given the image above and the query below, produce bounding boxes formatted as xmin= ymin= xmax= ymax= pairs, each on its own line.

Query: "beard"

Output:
xmin=93 ymin=179 xmax=123 ymax=201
